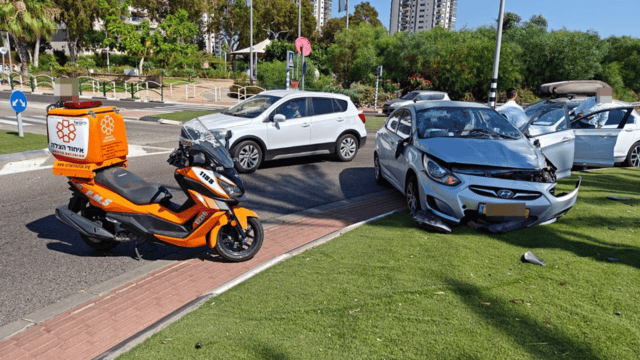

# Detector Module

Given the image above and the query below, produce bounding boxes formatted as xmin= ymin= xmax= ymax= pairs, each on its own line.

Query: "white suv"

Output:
xmin=189 ymin=90 xmax=367 ymax=173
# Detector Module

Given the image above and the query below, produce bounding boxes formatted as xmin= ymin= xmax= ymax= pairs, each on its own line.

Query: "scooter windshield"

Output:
xmin=180 ymin=119 xmax=235 ymax=169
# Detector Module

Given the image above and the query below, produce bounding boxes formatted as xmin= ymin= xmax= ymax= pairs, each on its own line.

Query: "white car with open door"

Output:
xmin=569 ymin=106 xmax=639 ymax=167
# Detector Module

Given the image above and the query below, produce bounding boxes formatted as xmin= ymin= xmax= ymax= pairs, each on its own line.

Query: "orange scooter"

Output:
xmin=50 ymin=102 xmax=263 ymax=261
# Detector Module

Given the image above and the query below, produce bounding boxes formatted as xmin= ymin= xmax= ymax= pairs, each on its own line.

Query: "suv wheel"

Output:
xmin=336 ymin=134 xmax=358 ymax=162
xmin=233 ymin=140 xmax=262 ymax=173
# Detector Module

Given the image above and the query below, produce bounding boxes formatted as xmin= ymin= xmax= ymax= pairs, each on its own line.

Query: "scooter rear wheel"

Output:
xmin=215 ymin=217 xmax=263 ymax=262
xmin=80 ymin=234 xmax=119 ymax=252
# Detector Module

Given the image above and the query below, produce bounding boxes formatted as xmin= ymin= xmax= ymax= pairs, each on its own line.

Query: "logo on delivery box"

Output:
xmin=101 ymin=116 xmax=115 ymax=136
xmin=56 ymin=119 xmax=77 ymax=143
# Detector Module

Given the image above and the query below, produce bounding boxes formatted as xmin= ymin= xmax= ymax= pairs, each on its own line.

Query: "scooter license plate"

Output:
xmin=481 ymin=203 xmax=529 ymax=218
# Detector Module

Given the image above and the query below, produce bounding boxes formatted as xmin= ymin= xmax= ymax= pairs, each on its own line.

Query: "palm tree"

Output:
xmin=0 ymin=0 xmax=57 ymax=73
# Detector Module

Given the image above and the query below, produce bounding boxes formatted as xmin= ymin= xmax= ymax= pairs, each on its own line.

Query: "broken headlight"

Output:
xmin=423 ymin=154 xmax=460 ymax=186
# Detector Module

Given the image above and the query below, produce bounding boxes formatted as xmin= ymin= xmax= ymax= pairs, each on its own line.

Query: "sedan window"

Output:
xmin=397 ymin=111 xmax=412 ymax=138
xmin=385 ymin=110 xmax=401 ymax=133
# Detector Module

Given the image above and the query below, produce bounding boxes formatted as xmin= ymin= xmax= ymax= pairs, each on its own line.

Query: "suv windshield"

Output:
xmin=416 ymin=107 xmax=521 ymax=140
xmin=224 ymin=95 xmax=281 ymax=118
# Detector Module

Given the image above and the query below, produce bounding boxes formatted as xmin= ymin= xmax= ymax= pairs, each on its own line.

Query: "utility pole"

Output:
xmin=346 ymin=0 xmax=350 ymax=29
xmin=488 ymin=0 xmax=506 ymax=109
xmin=249 ymin=0 xmax=254 ymax=85
xmin=297 ymin=0 xmax=302 ymax=81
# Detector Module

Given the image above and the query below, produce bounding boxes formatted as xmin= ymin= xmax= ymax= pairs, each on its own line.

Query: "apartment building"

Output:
xmin=309 ymin=0 xmax=332 ymax=33
xmin=389 ymin=0 xmax=457 ymax=34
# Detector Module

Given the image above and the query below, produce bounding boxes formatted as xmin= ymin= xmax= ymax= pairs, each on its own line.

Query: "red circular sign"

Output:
xmin=295 ymin=37 xmax=311 ymax=56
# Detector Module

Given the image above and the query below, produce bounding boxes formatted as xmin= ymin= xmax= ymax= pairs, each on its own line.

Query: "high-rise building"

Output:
xmin=389 ymin=0 xmax=457 ymax=34
xmin=310 ymin=0 xmax=332 ymax=33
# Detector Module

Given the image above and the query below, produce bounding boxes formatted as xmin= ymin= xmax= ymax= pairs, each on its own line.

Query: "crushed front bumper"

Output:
xmin=417 ymin=171 xmax=582 ymax=231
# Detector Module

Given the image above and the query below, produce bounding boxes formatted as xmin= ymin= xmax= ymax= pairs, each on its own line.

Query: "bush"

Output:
xmin=36 ymin=54 xmax=58 ymax=71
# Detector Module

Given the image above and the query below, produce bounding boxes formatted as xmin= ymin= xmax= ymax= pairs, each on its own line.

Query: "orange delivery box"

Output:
xmin=46 ymin=101 xmax=128 ymax=178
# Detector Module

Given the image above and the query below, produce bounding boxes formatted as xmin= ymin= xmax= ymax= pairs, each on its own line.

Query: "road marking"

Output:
xmin=0 ymin=157 xmax=49 ymax=175
xmin=0 ymin=145 xmax=174 ymax=176
xmin=0 ymin=119 xmax=33 ymax=126
xmin=21 ymin=117 xmax=47 ymax=124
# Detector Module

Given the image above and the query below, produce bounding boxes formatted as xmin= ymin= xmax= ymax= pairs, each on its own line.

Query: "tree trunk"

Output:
xmin=17 ymin=37 xmax=29 ymax=75
xmin=139 ymin=56 xmax=145 ymax=79
xmin=34 ymin=37 xmax=41 ymax=68
xmin=67 ymin=39 xmax=78 ymax=63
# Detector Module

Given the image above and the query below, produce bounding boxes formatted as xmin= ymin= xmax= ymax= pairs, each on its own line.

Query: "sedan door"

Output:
xmin=388 ymin=110 xmax=414 ymax=184
xmin=266 ymin=97 xmax=311 ymax=155
xmin=572 ymin=107 xmax=633 ymax=167
xmin=526 ymin=104 xmax=575 ymax=179
xmin=377 ymin=110 xmax=403 ymax=187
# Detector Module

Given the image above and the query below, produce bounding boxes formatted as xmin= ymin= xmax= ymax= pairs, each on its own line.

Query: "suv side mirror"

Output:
xmin=274 ymin=114 xmax=286 ymax=123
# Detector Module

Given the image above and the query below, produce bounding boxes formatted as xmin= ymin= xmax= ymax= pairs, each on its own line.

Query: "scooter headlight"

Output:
xmin=423 ymin=154 xmax=460 ymax=186
xmin=218 ymin=176 xmax=243 ymax=197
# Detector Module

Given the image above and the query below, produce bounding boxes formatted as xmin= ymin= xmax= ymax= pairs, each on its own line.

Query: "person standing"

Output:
xmin=496 ymin=88 xmax=528 ymax=129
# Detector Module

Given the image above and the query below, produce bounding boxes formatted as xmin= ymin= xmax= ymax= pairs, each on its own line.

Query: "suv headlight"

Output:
xmin=423 ymin=154 xmax=460 ymax=186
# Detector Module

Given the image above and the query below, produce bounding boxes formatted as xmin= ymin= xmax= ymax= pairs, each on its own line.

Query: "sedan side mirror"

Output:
xmin=274 ymin=114 xmax=286 ymax=123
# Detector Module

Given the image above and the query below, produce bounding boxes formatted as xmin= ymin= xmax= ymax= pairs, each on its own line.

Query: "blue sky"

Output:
xmin=330 ymin=0 xmax=640 ymax=38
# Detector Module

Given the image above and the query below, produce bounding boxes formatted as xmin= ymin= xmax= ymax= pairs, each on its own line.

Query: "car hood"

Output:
xmin=193 ymin=112 xmax=254 ymax=130
xmin=415 ymin=137 xmax=546 ymax=170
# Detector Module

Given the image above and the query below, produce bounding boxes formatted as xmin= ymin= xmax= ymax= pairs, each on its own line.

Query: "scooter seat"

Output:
xmin=94 ymin=167 xmax=172 ymax=205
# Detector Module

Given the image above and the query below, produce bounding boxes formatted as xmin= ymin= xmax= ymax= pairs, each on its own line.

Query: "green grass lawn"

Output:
xmin=0 ymin=130 xmax=48 ymax=155
xmin=148 ymin=110 xmax=216 ymax=122
xmin=122 ymin=168 xmax=640 ymax=359
xmin=365 ymin=116 xmax=386 ymax=131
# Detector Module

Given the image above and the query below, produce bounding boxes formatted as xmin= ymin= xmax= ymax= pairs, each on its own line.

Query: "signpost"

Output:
xmin=286 ymin=51 xmax=294 ymax=90
xmin=0 ymin=47 xmax=6 ymax=72
xmin=374 ymin=65 xmax=382 ymax=111
xmin=10 ymin=90 xmax=28 ymax=137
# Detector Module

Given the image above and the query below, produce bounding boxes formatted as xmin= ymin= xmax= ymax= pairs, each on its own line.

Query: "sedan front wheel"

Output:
xmin=405 ymin=175 xmax=421 ymax=213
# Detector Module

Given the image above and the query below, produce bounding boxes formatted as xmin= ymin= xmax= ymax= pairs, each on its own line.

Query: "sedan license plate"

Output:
xmin=481 ymin=203 xmax=529 ymax=218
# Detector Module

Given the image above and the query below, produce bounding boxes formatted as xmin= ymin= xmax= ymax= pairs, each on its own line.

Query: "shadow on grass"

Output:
xmin=245 ymin=342 xmax=292 ymax=360
xmin=443 ymin=278 xmax=601 ymax=359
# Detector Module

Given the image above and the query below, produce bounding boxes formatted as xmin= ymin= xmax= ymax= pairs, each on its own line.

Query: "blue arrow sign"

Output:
xmin=10 ymin=91 xmax=28 ymax=113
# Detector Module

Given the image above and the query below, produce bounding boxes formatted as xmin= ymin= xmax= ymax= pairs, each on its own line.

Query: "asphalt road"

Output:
xmin=0 ymin=115 xmax=386 ymax=327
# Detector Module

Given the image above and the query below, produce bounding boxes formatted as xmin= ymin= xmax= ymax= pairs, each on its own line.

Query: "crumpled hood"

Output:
xmin=191 ymin=112 xmax=254 ymax=130
xmin=415 ymin=137 xmax=546 ymax=169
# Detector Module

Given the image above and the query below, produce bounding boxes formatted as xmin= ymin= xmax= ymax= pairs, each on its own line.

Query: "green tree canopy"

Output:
xmin=351 ymin=2 xmax=382 ymax=28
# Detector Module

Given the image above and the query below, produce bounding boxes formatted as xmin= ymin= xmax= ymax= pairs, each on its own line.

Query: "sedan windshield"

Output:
xmin=224 ymin=95 xmax=281 ymax=118
xmin=529 ymin=103 xmax=578 ymax=127
xmin=402 ymin=92 xmax=419 ymax=100
xmin=416 ymin=107 xmax=521 ymax=140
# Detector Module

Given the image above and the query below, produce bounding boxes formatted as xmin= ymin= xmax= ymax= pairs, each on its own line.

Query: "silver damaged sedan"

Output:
xmin=374 ymin=101 xmax=581 ymax=233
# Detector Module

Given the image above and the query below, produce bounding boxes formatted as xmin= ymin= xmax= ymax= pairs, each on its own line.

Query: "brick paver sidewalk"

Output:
xmin=0 ymin=193 xmax=405 ymax=360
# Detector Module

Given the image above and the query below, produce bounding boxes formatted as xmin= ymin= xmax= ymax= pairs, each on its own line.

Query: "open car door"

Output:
xmin=523 ymin=103 xmax=575 ymax=179
xmin=571 ymin=107 xmax=633 ymax=167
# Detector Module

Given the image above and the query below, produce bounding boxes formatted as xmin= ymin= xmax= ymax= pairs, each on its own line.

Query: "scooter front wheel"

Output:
xmin=215 ymin=217 xmax=263 ymax=262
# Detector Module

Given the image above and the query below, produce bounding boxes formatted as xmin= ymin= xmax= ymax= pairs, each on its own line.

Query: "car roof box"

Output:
xmin=539 ymin=81 xmax=612 ymax=95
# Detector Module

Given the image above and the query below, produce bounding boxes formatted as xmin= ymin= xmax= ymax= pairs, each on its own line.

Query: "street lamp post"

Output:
xmin=488 ymin=0 xmax=506 ymax=109
xmin=249 ymin=0 xmax=254 ymax=85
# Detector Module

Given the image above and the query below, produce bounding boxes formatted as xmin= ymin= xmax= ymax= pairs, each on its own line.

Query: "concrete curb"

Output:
xmin=95 ymin=208 xmax=402 ymax=360
xmin=0 ymin=148 xmax=50 ymax=163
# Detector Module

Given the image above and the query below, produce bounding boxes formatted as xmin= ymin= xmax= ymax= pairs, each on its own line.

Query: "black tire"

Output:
xmin=374 ymin=152 xmax=388 ymax=186
xmin=78 ymin=205 xmax=119 ymax=252
xmin=405 ymin=174 xmax=422 ymax=213
xmin=215 ymin=217 xmax=264 ymax=262
xmin=335 ymin=134 xmax=358 ymax=162
xmin=80 ymin=234 xmax=119 ymax=252
xmin=625 ymin=141 xmax=640 ymax=167
xmin=233 ymin=140 xmax=262 ymax=173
